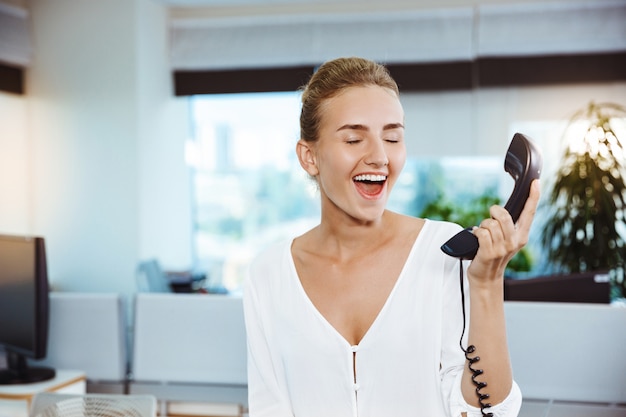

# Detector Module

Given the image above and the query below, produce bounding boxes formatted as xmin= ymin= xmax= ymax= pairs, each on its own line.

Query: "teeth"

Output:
xmin=353 ymin=174 xmax=387 ymax=182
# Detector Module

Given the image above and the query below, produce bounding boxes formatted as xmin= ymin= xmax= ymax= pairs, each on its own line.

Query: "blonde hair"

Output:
xmin=299 ymin=57 xmax=399 ymax=143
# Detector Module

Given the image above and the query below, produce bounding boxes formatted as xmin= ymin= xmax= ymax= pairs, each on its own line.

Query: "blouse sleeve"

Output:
xmin=438 ymin=255 xmax=522 ymax=417
xmin=243 ymin=258 xmax=295 ymax=417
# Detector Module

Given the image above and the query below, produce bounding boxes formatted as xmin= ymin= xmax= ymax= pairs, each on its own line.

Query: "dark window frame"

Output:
xmin=4 ymin=51 xmax=624 ymax=96
xmin=173 ymin=52 xmax=626 ymax=96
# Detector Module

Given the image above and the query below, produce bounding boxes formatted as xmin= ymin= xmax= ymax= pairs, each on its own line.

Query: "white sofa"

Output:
xmin=505 ymin=301 xmax=626 ymax=415
xmin=129 ymin=293 xmax=247 ymax=410
xmin=30 ymin=292 xmax=626 ymax=416
xmin=129 ymin=294 xmax=626 ymax=410
xmin=31 ymin=292 xmax=129 ymax=393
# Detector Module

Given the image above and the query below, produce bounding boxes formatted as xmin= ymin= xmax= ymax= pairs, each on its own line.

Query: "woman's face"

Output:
xmin=300 ymin=85 xmax=406 ymax=224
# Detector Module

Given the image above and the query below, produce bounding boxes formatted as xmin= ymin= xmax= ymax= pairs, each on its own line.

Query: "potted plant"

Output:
xmin=540 ymin=102 xmax=626 ymax=299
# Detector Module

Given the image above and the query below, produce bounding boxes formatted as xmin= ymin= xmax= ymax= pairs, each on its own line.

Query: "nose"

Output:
xmin=364 ymin=138 xmax=389 ymax=167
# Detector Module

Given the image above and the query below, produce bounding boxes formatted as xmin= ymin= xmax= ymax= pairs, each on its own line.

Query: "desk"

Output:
xmin=0 ymin=370 xmax=86 ymax=417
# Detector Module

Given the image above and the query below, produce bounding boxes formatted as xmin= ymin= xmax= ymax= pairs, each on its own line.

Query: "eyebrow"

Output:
xmin=336 ymin=123 xmax=405 ymax=132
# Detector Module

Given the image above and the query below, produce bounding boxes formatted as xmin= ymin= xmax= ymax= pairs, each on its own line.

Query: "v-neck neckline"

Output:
xmin=288 ymin=220 xmax=428 ymax=348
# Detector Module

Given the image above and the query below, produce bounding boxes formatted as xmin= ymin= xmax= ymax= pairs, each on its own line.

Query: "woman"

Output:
xmin=243 ymin=56 xmax=540 ymax=417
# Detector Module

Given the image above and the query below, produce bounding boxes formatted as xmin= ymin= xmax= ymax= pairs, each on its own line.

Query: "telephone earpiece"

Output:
xmin=440 ymin=133 xmax=542 ymax=260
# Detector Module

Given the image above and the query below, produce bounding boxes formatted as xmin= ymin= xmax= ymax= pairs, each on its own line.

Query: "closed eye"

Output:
xmin=384 ymin=134 xmax=403 ymax=143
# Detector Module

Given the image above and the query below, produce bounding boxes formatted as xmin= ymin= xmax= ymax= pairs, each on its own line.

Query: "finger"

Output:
xmin=514 ymin=179 xmax=541 ymax=234
xmin=473 ymin=218 xmax=504 ymax=258
xmin=491 ymin=208 xmax=520 ymax=256
xmin=472 ymin=225 xmax=495 ymax=255
xmin=479 ymin=217 xmax=505 ymax=243
xmin=490 ymin=204 xmax=515 ymax=237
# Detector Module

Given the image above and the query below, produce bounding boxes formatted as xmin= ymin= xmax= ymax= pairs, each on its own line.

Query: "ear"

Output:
xmin=296 ymin=139 xmax=319 ymax=177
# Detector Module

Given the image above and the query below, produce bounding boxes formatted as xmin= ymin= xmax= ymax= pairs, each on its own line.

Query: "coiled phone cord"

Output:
xmin=458 ymin=260 xmax=493 ymax=417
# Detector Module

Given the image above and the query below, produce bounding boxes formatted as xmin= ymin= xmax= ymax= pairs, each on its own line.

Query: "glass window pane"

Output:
xmin=188 ymin=93 xmax=507 ymax=291
xmin=189 ymin=92 xmax=319 ymax=291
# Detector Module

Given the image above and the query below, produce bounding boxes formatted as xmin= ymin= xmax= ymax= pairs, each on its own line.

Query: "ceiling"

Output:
xmin=159 ymin=0 xmax=600 ymax=16
xmin=160 ymin=0 xmax=449 ymax=5
xmin=159 ymin=0 xmax=593 ymax=6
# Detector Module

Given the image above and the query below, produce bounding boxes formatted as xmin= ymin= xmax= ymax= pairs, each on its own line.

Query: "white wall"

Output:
xmin=0 ymin=0 xmax=192 ymax=296
xmin=0 ymin=92 xmax=31 ymax=234
xmin=27 ymin=0 xmax=138 ymax=295
xmin=135 ymin=0 xmax=193 ymax=271
xmin=0 ymin=0 xmax=624 ymax=295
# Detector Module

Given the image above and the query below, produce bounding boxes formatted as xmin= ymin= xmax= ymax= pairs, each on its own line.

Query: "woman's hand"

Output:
xmin=467 ymin=179 xmax=541 ymax=285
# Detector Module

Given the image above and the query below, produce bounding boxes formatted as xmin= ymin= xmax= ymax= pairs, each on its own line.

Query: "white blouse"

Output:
xmin=243 ymin=219 xmax=522 ymax=417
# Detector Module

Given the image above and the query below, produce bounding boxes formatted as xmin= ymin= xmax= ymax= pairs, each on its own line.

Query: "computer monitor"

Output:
xmin=504 ymin=271 xmax=611 ymax=304
xmin=0 ymin=234 xmax=56 ymax=384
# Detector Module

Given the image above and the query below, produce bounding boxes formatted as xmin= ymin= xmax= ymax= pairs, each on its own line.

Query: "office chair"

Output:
xmin=30 ymin=392 xmax=156 ymax=417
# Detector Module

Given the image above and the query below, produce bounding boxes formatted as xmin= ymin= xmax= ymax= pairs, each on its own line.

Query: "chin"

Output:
xmin=352 ymin=204 xmax=388 ymax=223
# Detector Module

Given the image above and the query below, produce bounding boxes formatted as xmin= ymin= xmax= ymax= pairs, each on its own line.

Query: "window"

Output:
xmin=187 ymin=92 xmax=314 ymax=291
xmin=188 ymin=93 xmax=505 ymax=291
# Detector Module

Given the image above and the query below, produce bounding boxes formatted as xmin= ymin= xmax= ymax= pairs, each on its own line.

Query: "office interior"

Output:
xmin=0 ymin=0 xmax=625 ymax=416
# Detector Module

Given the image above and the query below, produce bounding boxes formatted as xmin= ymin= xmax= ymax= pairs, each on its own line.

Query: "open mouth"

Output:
xmin=353 ymin=174 xmax=387 ymax=197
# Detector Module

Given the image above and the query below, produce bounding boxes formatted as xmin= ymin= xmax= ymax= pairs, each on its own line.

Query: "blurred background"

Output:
xmin=0 ymin=0 xmax=624 ymax=298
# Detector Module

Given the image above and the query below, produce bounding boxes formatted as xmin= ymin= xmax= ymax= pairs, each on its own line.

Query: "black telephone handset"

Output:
xmin=440 ymin=133 xmax=543 ymax=260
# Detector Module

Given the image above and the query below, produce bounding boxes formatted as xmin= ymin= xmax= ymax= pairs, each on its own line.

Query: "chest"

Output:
xmin=294 ymin=244 xmax=412 ymax=346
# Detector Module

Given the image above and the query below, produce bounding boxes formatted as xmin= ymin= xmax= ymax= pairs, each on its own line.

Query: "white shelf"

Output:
xmin=0 ymin=370 xmax=86 ymax=417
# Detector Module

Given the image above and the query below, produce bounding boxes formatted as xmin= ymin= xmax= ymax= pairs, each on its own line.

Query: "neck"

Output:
xmin=314 ymin=210 xmax=396 ymax=260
